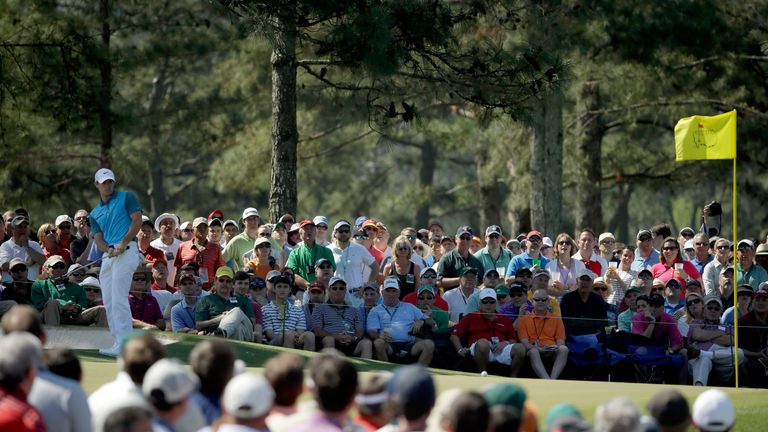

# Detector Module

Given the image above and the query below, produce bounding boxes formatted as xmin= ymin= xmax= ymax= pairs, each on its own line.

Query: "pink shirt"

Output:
xmin=632 ymin=312 xmax=683 ymax=349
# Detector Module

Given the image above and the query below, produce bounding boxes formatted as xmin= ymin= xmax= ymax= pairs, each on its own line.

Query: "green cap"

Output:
xmin=417 ymin=285 xmax=435 ymax=295
xmin=626 ymin=285 xmax=642 ymax=295
xmin=545 ymin=404 xmax=583 ymax=431
xmin=495 ymin=284 xmax=510 ymax=296
xmin=459 ymin=266 xmax=478 ymax=276
xmin=483 ymin=383 xmax=526 ymax=412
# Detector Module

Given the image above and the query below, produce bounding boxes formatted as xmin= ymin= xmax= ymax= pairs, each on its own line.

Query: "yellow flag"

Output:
xmin=674 ymin=110 xmax=736 ymax=160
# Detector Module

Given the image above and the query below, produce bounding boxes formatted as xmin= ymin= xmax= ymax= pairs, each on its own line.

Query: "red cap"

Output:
xmin=298 ymin=219 xmax=315 ymax=229
xmin=208 ymin=209 xmax=224 ymax=220
xmin=362 ymin=219 xmax=379 ymax=229
xmin=308 ymin=280 xmax=324 ymax=292
xmin=527 ymin=230 xmax=542 ymax=239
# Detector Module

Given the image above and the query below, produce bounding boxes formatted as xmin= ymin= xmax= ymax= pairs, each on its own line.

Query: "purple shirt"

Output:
xmin=293 ymin=412 xmax=345 ymax=432
xmin=498 ymin=300 xmax=533 ymax=321
xmin=631 ymin=312 xmax=683 ymax=349
xmin=687 ymin=319 xmax=730 ymax=351
xmin=129 ymin=293 xmax=163 ymax=325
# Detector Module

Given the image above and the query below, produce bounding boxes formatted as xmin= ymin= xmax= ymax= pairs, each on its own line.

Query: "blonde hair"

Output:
xmin=392 ymin=235 xmax=413 ymax=259
xmin=554 ymin=233 xmax=576 ymax=258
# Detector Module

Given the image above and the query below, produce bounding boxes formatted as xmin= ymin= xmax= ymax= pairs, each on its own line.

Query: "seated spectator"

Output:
xmin=463 ymin=269 xmax=502 ymax=314
xmin=262 ymin=275 xmax=315 ymax=350
xmin=311 ymin=276 xmax=372 ymax=358
xmin=67 ymin=264 xmax=87 ymax=285
xmin=632 ymin=293 xmax=687 ymax=383
xmin=38 ymin=222 xmax=73 ymax=265
xmin=443 ymin=267 xmax=480 ymax=323
xmin=688 ymin=296 xmax=745 ymax=386
xmin=0 ymin=332 xmax=46 ymax=431
xmin=80 ymin=276 xmax=108 ymax=323
xmin=233 ymin=270 xmax=263 ymax=342
xmin=245 ymin=237 xmax=281 ymax=280
xmin=677 ymin=292 xmax=704 ymax=340
xmin=721 ymin=284 xmax=754 ymax=326
xmin=451 ymin=288 xmax=526 ymax=376
xmin=526 ymin=269 xmax=561 ymax=316
xmin=264 ymin=353 xmax=305 ymax=426
xmin=593 ymin=277 xmax=617 ymax=329
xmin=518 ymin=288 xmax=569 ymax=380
xmin=170 ymin=274 xmax=201 ymax=333
xmin=128 ymin=264 xmax=165 ymax=331
xmin=416 ymin=286 xmax=452 ymax=336
xmin=150 ymin=260 xmax=176 ymax=293
xmin=32 ymin=255 xmax=106 ymax=327
xmin=560 ymin=269 xmax=608 ymax=337
xmin=498 ymin=281 xmax=532 ymax=323
xmin=358 ymin=282 xmax=379 ymax=335
xmin=738 ymin=286 xmax=768 ymax=388
xmin=195 ymin=266 xmax=255 ymax=341
xmin=616 ymin=285 xmax=641 ymax=333
xmin=402 ymin=267 xmax=449 ymax=311
xmin=663 ymin=277 xmax=686 ymax=316
xmin=1 ymin=258 xmax=34 ymax=307
xmin=368 ymin=276 xmax=434 ymax=365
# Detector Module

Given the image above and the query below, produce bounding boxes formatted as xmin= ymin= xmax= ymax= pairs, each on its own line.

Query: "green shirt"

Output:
xmin=430 ymin=306 xmax=451 ymax=333
xmin=474 ymin=246 xmax=512 ymax=278
xmin=222 ymin=232 xmax=257 ymax=271
xmin=285 ymin=243 xmax=336 ymax=281
xmin=617 ymin=309 xmax=634 ymax=333
xmin=736 ymin=263 xmax=768 ymax=291
xmin=31 ymin=279 xmax=88 ymax=312
xmin=195 ymin=293 xmax=255 ymax=333
xmin=437 ymin=249 xmax=484 ymax=283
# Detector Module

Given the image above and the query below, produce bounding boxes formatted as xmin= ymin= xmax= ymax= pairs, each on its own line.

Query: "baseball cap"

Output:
xmin=362 ymin=282 xmax=379 ymax=292
xmin=636 ymin=229 xmax=652 ymax=240
xmin=44 ymin=255 xmax=65 ymax=268
xmin=456 ymin=226 xmax=473 ymax=237
xmin=328 ymin=276 xmax=346 ymax=287
xmin=703 ymin=295 xmax=723 ymax=308
xmin=756 ymin=243 xmax=768 ymax=256
xmin=142 ymin=359 xmax=198 ymax=405
xmin=576 ymin=267 xmax=595 ymax=281
xmin=479 ymin=287 xmax=496 ymax=300
xmin=55 ymin=215 xmax=73 ymax=227
xmin=638 ymin=268 xmax=653 ymax=278
xmin=755 ymin=287 xmax=768 ymax=298
xmin=428 ymin=220 xmax=443 ymax=229
xmin=508 ymin=281 xmax=527 ymax=293
xmin=208 ymin=209 xmax=224 ymax=221
xmin=720 ymin=265 xmax=734 ymax=275
xmin=8 ymin=258 xmax=26 ymax=271
xmin=313 ymin=216 xmax=329 ymax=227
xmin=383 ymin=276 xmax=400 ymax=290
xmin=223 ymin=219 xmax=238 ymax=230
xmin=495 ymin=285 xmax=510 ymax=296
xmin=440 ymin=235 xmax=455 ymax=244
xmin=506 ymin=238 xmax=520 ymax=248
xmin=94 ymin=168 xmax=115 ymax=184
xmin=192 ymin=217 xmax=208 ymax=228
xmin=242 ymin=208 xmax=260 ymax=220
xmin=288 ymin=224 xmax=300 ymax=233
xmin=485 ymin=225 xmax=502 ymax=237
xmin=11 ymin=215 xmax=29 ymax=227
xmin=545 ymin=403 xmax=584 ymax=432
xmin=598 ymin=232 xmax=615 ymax=243
xmin=361 ymin=219 xmax=378 ymax=230
xmin=208 ymin=218 xmax=222 ymax=227
xmin=419 ymin=267 xmax=437 ymax=277
xmin=647 ymin=389 xmax=690 ymax=428
xmin=515 ymin=267 xmax=533 ymax=277
xmin=625 ymin=285 xmax=642 ymax=295
xmin=179 ymin=274 xmax=196 ymax=285
xmin=354 ymin=216 xmax=368 ymax=227
xmin=81 ymin=276 xmax=101 ymax=289
xmin=298 ymin=219 xmax=315 ymax=229
xmin=417 ymin=285 xmax=435 ymax=295
xmin=215 ymin=266 xmax=234 ymax=279
xmin=666 ymin=277 xmax=686 ymax=290
xmin=308 ymin=281 xmax=324 ymax=292
xmin=593 ymin=277 xmax=608 ymax=287
xmin=541 ymin=237 xmax=553 ymax=248
xmin=737 ymin=284 xmax=755 ymax=295
xmin=532 ymin=268 xmax=550 ymax=280
xmin=459 ymin=267 xmax=478 ymax=276
xmin=483 ymin=268 xmax=499 ymax=279
xmin=679 ymin=227 xmax=695 ymax=237
xmin=273 ymin=275 xmax=292 ymax=287
xmin=314 ymin=258 xmax=332 ymax=268
xmin=387 ymin=366 xmax=435 ymax=414
xmin=249 ymin=277 xmax=266 ymax=290
xmin=179 ymin=221 xmax=192 ymax=231
xmin=266 ymin=270 xmax=282 ymax=282
xmin=527 ymin=230 xmax=542 ymax=239
xmin=652 ymin=278 xmax=665 ymax=288
xmin=737 ymin=239 xmax=755 ymax=249
xmin=484 ymin=383 xmax=526 ymax=412
xmin=140 ymin=215 xmax=153 ymax=227
xmin=253 ymin=237 xmax=271 ymax=248
xmin=684 ymin=239 xmax=695 ymax=250
xmin=222 ymin=373 xmax=274 ymax=419
xmin=333 ymin=220 xmax=351 ymax=231
xmin=154 ymin=213 xmax=179 ymax=232
xmin=692 ymin=389 xmax=734 ymax=432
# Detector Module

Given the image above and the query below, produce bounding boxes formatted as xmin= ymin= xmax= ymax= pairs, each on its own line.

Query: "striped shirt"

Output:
xmin=263 ymin=301 xmax=306 ymax=334
xmin=311 ymin=303 xmax=361 ymax=335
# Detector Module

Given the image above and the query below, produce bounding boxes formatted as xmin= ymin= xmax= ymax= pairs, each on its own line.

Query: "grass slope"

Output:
xmin=77 ymin=333 xmax=767 ymax=432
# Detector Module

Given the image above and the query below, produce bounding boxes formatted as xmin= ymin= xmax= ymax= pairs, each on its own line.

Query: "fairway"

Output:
xmin=75 ymin=333 xmax=767 ymax=432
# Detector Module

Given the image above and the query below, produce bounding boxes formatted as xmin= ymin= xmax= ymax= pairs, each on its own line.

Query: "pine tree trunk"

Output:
xmin=269 ymin=16 xmax=298 ymax=222
xmin=416 ymin=139 xmax=435 ymax=228
xmin=146 ymin=66 xmax=170 ymax=216
xmin=529 ymin=89 xmax=564 ymax=235
xmin=98 ymin=0 xmax=112 ymax=168
xmin=575 ymin=79 xmax=604 ymax=231
xmin=476 ymin=148 xmax=501 ymax=230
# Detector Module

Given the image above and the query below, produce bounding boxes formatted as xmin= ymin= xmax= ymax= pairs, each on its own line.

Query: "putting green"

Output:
xmin=77 ymin=333 xmax=767 ymax=431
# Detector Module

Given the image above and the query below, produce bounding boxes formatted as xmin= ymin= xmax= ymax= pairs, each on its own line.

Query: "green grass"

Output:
xmin=77 ymin=333 xmax=768 ymax=432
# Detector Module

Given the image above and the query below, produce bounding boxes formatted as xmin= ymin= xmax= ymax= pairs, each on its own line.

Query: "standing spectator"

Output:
xmin=293 ymin=352 xmax=358 ymax=432
xmin=38 ymin=223 xmax=72 ymax=265
xmin=142 ymin=359 xmax=198 ymax=432
xmin=244 ymin=237 xmax=280 ymax=280
xmin=518 ymin=287 xmax=569 ymax=380
xmin=438 ymin=226 xmax=484 ymax=291
xmin=285 ymin=220 xmax=336 ymax=291
xmin=632 ymin=229 xmax=660 ymax=272
xmin=546 ymin=233 xmax=585 ymax=293
xmin=0 ymin=215 xmax=46 ymax=280
xmin=690 ymin=233 xmax=714 ymax=275
xmin=330 ymin=220 xmax=379 ymax=299
xmin=738 ymin=286 xmax=768 ymax=387
xmin=692 ymin=389 xmax=735 ymax=432
xmin=174 ymin=217 xmax=225 ymax=290
xmin=195 ymin=266 xmax=255 ymax=341
xmin=382 ymin=236 xmax=422 ymax=299
xmin=573 ymin=228 xmax=608 ymax=277
xmin=651 ymin=237 xmax=702 ymax=284
xmin=150 ymin=213 xmax=181 ymax=285
xmin=702 ymin=238 xmax=732 ymax=296
xmin=70 ymin=210 xmax=94 ymax=265
xmin=605 ymin=246 xmax=636 ymax=305
xmin=735 ymin=239 xmax=768 ymax=291
xmin=136 ymin=217 xmax=163 ymax=264
xmin=150 ymin=259 xmax=176 ymax=293
xmin=89 ymin=168 xmax=142 ymax=357
xmin=222 ymin=220 xmax=239 ymax=245
xmin=54 ymin=215 xmax=74 ymax=250
xmin=505 ymin=231 xmax=548 ymax=284
xmin=128 ymin=264 xmax=165 ymax=331
xmin=0 ymin=332 xmax=46 ymax=432
xmin=597 ymin=232 xmax=619 ymax=266
xmin=222 ymin=208 xmax=262 ymax=272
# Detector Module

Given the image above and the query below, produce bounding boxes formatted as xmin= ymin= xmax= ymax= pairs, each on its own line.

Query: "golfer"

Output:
xmin=90 ymin=168 xmax=142 ymax=356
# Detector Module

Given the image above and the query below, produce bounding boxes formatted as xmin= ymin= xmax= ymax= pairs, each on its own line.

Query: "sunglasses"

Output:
xmin=639 ymin=236 xmax=652 ymax=242
xmin=58 ymin=224 xmax=71 ymax=230
xmin=480 ymin=299 xmax=497 ymax=304
xmin=738 ymin=246 xmax=753 ymax=252
xmin=329 ymin=286 xmax=346 ymax=291
xmin=404 ymin=234 xmax=416 ymax=240
xmin=51 ymin=263 xmax=66 ymax=270
xmin=317 ymin=264 xmax=332 ymax=270
xmin=716 ymin=245 xmax=730 ymax=250
xmin=418 ymin=295 xmax=434 ymax=300
xmin=397 ymin=246 xmax=411 ymax=251
xmin=593 ymin=286 xmax=608 ymax=292
xmin=601 ymin=240 xmax=615 ymax=244
xmin=488 ymin=234 xmax=500 ymax=239
xmin=558 ymin=241 xmax=571 ymax=245
xmin=421 ymin=274 xmax=437 ymax=279
xmin=45 ymin=229 xmax=56 ymax=235
xmin=71 ymin=272 xmax=86 ymax=278
xmin=84 ymin=287 xmax=100 ymax=293
xmin=353 ymin=235 xmax=368 ymax=240
xmin=414 ymin=246 xmax=424 ymax=251
xmin=706 ymin=306 xmax=722 ymax=312
xmin=256 ymin=244 xmax=271 ymax=249
xmin=183 ymin=229 xmax=193 ymax=233
xmin=528 ymin=237 xmax=541 ymax=243
xmin=668 ymin=283 xmax=681 ymax=289
xmin=694 ymin=242 xmax=707 ymax=246
xmin=10 ymin=266 xmax=27 ymax=273
xmin=75 ymin=216 xmax=88 ymax=221
xmin=497 ymin=294 xmax=508 ymax=299
xmin=662 ymin=246 xmax=678 ymax=251
xmin=132 ymin=277 xmax=147 ymax=282
xmin=686 ymin=299 xmax=702 ymax=307
xmin=337 ymin=229 xmax=350 ymax=234
xmin=316 ymin=225 xmax=328 ymax=230
xmin=532 ymin=297 xmax=549 ymax=302
xmin=651 ymin=287 xmax=664 ymax=292
xmin=459 ymin=236 xmax=472 ymax=241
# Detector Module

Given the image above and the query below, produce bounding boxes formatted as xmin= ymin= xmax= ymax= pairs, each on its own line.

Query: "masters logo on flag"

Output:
xmin=674 ymin=110 xmax=736 ymax=160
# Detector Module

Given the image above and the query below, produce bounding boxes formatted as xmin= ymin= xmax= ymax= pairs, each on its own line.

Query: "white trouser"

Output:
xmin=689 ymin=346 xmax=745 ymax=385
xmin=218 ymin=308 xmax=254 ymax=342
xmin=100 ymin=242 xmax=140 ymax=346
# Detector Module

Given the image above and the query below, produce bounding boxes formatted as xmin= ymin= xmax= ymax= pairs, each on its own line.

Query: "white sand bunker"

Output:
xmin=44 ymin=325 xmax=180 ymax=349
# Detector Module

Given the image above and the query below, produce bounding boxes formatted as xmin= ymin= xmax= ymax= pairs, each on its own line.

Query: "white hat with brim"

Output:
xmin=154 ymin=213 xmax=179 ymax=232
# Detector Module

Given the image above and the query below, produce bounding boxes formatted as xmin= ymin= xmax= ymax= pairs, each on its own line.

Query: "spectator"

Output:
xmin=368 ymin=276 xmax=434 ymax=365
xmin=2 ymin=305 xmax=91 ymax=432
xmin=651 ymin=237 xmax=702 ymax=284
xmin=505 ymin=231 xmax=548 ymax=284
xmin=560 ymin=268 xmax=607 ymax=336
xmin=415 ymin=285 xmax=451 ymax=335
xmin=189 ymin=340 xmax=237 ymax=424
xmin=195 ymin=266 xmax=255 ymax=341
xmin=402 ymin=267 xmax=449 ymax=311
xmin=262 ymin=275 xmax=315 ymax=350
xmin=233 ymin=271 xmax=263 ymax=342
xmin=206 ymin=216 xmax=224 ymax=248
xmin=482 ymin=384 xmax=527 ymax=432
xmin=597 ymin=232 xmax=619 ymax=266
xmin=212 ymin=373 xmax=274 ymax=432
xmin=179 ymin=221 xmax=194 ymax=242
xmin=498 ymin=280 xmax=532 ymax=322
xmin=646 ymin=389 xmax=691 ymax=432
xmin=447 ymin=392 xmax=489 ymax=432
xmin=245 ymin=237 xmax=281 ymax=280
xmin=102 ymin=404 xmax=154 ymax=432
xmin=451 ymin=287 xmax=526 ymax=376
xmin=150 ymin=213 xmax=181 ymax=285
xmin=632 ymin=293 xmax=685 ymax=354
xmin=142 ymin=359 xmax=198 ymax=432
xmin=463 ymin=269 xmax=502 ymax=314
xmin=690 ymin=233 xmax=714 ymax=276
xmin=293 ymin=351 xmax=358 ymax=432
xmin=285 ymin=219 xmax=336 ymax=291
xmin=354 ymin=373 xmax=392 ymax=432
xmin=222 ymin=208 xmax=263 ymax=272
xmin=150 ymin=259 xmax=176 ymax=293
xmin=573 ymin=228 xmax=608 ymax=277
xmin=0 ymin=215 xmax=45 ymax=280
xmin=38 ymin=222 xmax=72 ymax=265
xmin=43 ymin=348 xmax=82 ymax=382
xmin=594 ymin=397 xmax=641 ymax=432
xmin=540 ymin=237 xmax=554 ymax=260
xmin=721 ymin=284 xmax=753 ymax=326
xmin=381 ymin=365 xmax=435 ymax=432
xmin=358 ymin=282 xmax=380 ymax=334
xmin=382 ymin=236 xmax=422 ymax=299
xmin=518 ymin=287 xmax=569 ymax=379
xmin=69 ymin=209 xmax=95 ymax=265
xmin=174 ymin=217 xmax=224 ymax=290
xmin=222 ymin=220 xmax=240 ymax=245
xmin=632 ymin=229 xmax=660 ymax=272
xmin=735 ymin=239 xmax=768 ymax=291
xmin=136 ymin=216 xmax=164 ymax=263
xmin=128 ymin=264 xmax=165 ymax=331
xmin=738 ymin=286 xmax=768 ymax=388
xmin=616 ymin=285 xmax=642 ymax=333
xmin=663 ymin=277 xmax=686 ymax=315
xmin=1 ymin=258 xmax=34 ymax=307
xmin=475 ymin=225 xmax=512 ymax=280
xmin=717 ymin=266 xmax=735 ymax=305
xmin=702 ymin=238 xmax=732 ymax=296
xmin=0 ymin=332 xmax=46 ymax=432
xmin=264 ymin=353 xmax=305 ymax=425
xmin=170 ymin=274 xmax=200 ymax=333
xmin=32 ymin=255 xmax=106 ymax=326
xmin=329 ymin=220 xmax=379 ymax=302
xmin=692 ymin=389 xmax=735 ymax=432
xmin=676 ymin=291 xmax=704 ymax=340
xmin=687 ymin=296 xmax=745 ymax=386
xmin=438 ymin=226 xmax=484 ymax=291
xmin=443 ymin=267 xmax=480 ymax=323
xmin=312 ymin=276 xmax=371 ymax=358
xmin=546 ymin=233 xmax=585 ymax=293
xmin=605 ymin=246 xmax=636 ymax=305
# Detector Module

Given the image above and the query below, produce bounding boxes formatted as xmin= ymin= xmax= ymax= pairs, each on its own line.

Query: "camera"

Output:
xmin=705 ymin=201 xmax=722 ymax=217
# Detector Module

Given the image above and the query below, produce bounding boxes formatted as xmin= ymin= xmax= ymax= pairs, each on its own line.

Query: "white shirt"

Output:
xmin=330 ymin=241 xmax=376 ymax=289
xmin=442 ymin=287 xmax=479 ymax=322
xmin=571 ymin=250 xmax=609 ymax=276
xmin=150 ymin=237 xmax=181 ymax=284
xmin=0 ymin=238 xmax=44 ymax=280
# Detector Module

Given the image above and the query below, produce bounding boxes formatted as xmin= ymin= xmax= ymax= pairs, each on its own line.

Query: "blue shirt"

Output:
xmin=631 ymin=248 xmax=660 ymax=272
xmin=505 ymin=253 xmax=550 ymax=277
xmin=171 ymin=299 xmax=198 ymax=332
xmin=691 ymin=255 xmax=714 ymax=275
xmin=367 ymin=301 xmax=426 ymax=343
xmin=90 ymin=191 xmax=141 ymax=246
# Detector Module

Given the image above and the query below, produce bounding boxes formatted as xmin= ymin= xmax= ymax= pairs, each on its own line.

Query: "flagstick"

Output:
xmin=732 ymin=154 xmax=739 ymax=388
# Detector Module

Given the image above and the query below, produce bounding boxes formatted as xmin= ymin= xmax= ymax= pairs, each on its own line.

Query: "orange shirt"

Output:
xmin=517 ymin=312 xmax=565 ymax=347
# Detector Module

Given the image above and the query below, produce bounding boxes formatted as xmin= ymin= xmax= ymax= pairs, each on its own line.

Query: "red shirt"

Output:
xmin=129 ymin=293 xmax=163 ymax=325
xmin=451 ymin=312 xmax=517 ymax=345
xmin=151 ymin=281 xmax=176 ymax=294
xmin=174 ymin=240 xmax=224 ymax=289
xmin=401 ymin=291 xmax=449 ymax=311
xmin=139 ymin=244 xmax=165 ymax=264
xmin=43 ymin=247 xmax=72 ymax=266
xmin=368 ymin=246 xmax=385 ymax=265
xmin=0 ymin=388 xmax=46 ymax=432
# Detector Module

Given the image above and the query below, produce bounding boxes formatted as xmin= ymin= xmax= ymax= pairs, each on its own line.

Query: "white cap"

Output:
xmin=737 ymin=239 xmax=755 ymax=249
xmin=253 ymin=237 xmax=271 ymax=248
xmin=222 ymin=373 xmax=275 ymax=419
xmin=92 ymin=389 xmax=150 ymax=432
xmin=692 ymin=389 xmax=734 ymax=432
xmin=154 ymin=213 xmax=179 ymax=232
xmin=542 ymin=237 xmax=553 ymax=248
xmin=55 ymin=215 xmax=73 ymax=227
xmin=179 ymin=221 xmax=192 ymax=231
xmin=313 ymin=216 xmax=329 ymax=227
xmin=382 ymin=276 xmax=400 ymax=290
xmin=223 ymin=219 xmax=239 ymax=230
xmin=242 ymin=207 xmax=260 ymax=220
xmin=142 ymin=359 xmax=198 ymax=405
xmin=576 ymin=267 xmax=596 ymax=281
xmin=419 ymin=267 xmax=437 ymax=277
xmin=593 ymin=276 xmax=608 ymax=287
xmin=598 ymin=232 xmax=615 ymax=243
xmin=479 ymin=288 xmax=497 ymax=301
xmin=329 ymin=276 xmax=346 ymax=287
xmin=684 ymin=239 xmax=694 ymax=250
xmin=81 ymin=276 xmax=101 ymax=289
xmin=68 ymin=264 xmax=85 ymax=274
xmin=44 ymin=255 xmax=65 ymax=268
xmin=94 ymin=168 xmax=115 ymax=184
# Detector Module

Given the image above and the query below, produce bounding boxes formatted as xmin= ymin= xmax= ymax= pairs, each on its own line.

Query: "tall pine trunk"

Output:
xmin=416 ymin=139 xmax=436 ymax=228
xmin=98 ymin=0 xmax=112 ymax=168
xmin=529 ymin=89 xmax=564 ymax=235
xmin=575 ymin=79 xmax=604 ymax=231
xmin=269 ymin=16 xmax=298 ymax=222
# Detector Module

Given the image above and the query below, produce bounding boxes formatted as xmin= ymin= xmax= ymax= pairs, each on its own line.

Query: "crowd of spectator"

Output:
xmin=1 ymin=206 xmax=767 ymax=387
